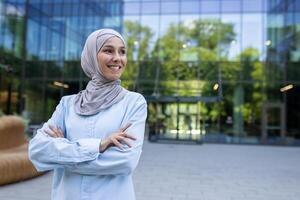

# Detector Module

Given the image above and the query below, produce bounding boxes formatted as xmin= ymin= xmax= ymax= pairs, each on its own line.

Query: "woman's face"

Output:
xmin=97 ymin=36 xmax=127 ymax=81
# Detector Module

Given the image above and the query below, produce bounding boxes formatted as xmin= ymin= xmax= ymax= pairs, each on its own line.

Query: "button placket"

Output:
xmin=86 ymin=117 xmax=94 ymax=138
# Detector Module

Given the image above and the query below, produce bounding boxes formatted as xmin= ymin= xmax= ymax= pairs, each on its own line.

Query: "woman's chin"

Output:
xmin=105 ymin=74 xmax=121 ymax=81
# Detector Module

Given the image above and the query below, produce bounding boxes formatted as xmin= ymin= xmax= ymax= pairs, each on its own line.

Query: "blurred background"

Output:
xmin=0 ymin=0 xmax=299 ymax=145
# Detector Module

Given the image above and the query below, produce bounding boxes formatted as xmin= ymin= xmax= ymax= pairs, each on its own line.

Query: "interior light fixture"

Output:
xmin=265 ymin=40 xmax=272 ymax=46
xmin=213 ymin=83 xmax=219 ymax=90
xmin=280 ymin=84 xmax=293 ymax=92
xmin=53 ymin=81 xmax=69 ymax=89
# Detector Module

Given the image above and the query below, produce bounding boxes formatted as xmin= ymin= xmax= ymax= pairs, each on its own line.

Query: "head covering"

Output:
xmin=74 ymin=29 xmax=128 ymax=115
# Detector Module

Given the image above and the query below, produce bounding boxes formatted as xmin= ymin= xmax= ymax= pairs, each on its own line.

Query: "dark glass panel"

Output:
xmin=63 ymin=61 xmax=81 ymax=80
xmin=25 ymin=61 xmax=44 ymax=78
xmin=24 ymin=80 xmax=45 ymax=124
xmin=287 ymin=62 xmax=300 ymax=81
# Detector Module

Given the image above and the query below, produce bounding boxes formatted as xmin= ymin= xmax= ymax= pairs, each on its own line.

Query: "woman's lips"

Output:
xmin=108 ymin=65 xmax=121 ymax=72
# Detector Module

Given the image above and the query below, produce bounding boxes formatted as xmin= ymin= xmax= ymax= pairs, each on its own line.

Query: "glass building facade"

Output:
xmin=0 ymin=0 xmax=299 ymax=145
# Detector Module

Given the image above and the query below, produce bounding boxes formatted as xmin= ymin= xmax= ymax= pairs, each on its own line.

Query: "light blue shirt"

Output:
xmin=29 ymin=91 xmax=147 ymax=200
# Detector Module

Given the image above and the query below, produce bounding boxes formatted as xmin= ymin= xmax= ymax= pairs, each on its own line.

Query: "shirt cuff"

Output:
xmin=76 ymin=138 xmax=101 ymax=155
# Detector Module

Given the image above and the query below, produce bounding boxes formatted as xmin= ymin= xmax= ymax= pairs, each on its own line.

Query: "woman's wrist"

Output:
xmin=99 ymin=139 xmax=110 ymax=153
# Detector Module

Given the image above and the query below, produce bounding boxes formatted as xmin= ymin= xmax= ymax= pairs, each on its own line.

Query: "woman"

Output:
xmin=29 ymin=29 xmax=147 ymax=200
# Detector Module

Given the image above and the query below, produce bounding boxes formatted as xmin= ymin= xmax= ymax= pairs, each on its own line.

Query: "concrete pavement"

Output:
xmin=0 ymin=141 xmax=300 ymax=200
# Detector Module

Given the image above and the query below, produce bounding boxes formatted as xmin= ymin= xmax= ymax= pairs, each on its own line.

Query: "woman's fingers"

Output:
xmin=56 ymin=127 xmax=64 ymax=138
xmin=119 ymin=123 xmax=132 ymax=132
xmin=111 ymin=138 xmax=123 ymax=150
xmin=45 ymin=129 xmax=57 ymax=137
xmin=121 ymin=132 xmax=137 ymax=141
xmin=47 ymin=124 xmax=59 ymax=137
xmin=119 ymin=136 xmax=132 ymax=148
xmin=48 ymin=125 xmax=59 ymax=137
xmin=48 ymin=125 xmax=64 ymax=138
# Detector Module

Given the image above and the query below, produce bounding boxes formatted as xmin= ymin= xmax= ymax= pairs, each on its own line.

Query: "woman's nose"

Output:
xmin=113 ymin=52 xmax=121 ymax=62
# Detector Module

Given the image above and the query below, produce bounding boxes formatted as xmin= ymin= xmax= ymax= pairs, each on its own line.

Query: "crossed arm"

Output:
xmin=29 ymin=96 xmax=147 ymax=176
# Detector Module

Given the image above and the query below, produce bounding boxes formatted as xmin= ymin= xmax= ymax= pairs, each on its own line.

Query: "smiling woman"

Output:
xmin=28 ymin=29 xmax=147 ymax=200
xmin=97 ymin=36 xmax=127 ymax=81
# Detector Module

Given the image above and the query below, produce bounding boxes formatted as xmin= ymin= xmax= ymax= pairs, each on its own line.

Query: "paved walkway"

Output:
xmin=1 ymin=141 xmax=300 ymax=200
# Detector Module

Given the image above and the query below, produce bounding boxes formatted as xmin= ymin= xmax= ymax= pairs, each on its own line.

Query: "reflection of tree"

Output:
xmin=238 ymin=48 xmax=266 ymax=133
xmin=124 ymin=19 xmax=268 ymax=136
xmin=122 ymin=21 xmax=153 ymax=91
xmin=4 ymin=6 xmax=25 ymax=58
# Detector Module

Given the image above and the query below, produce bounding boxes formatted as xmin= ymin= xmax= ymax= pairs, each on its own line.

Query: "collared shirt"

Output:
xmin=29 ymin=91 xmax=147 ymax=200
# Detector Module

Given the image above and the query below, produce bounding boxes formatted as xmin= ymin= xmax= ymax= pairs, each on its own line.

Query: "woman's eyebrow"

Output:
xmin=102 ymin=45 xmax=125 ymax=49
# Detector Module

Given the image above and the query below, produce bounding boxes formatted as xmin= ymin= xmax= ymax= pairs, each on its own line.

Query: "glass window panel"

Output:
xmin=161 ymin=1 xmax=179 ymax=14
xmin=53 ymin=3 xmax=62 ymax=16
xmin=220 ymin=62 xmax=240 ymax=81
xmin=38 ymin=21 xmax=48 ymax=60
xmin=26 ymin=20 xmax=40 ymax=59
xmin=266 ymin=14 xmax=285 ymax=62
xmin=0 ymin=16 xmax=4 ymax=46
xmin=64 ymin=35 xmax=80 ymax=60
xmin=242 ymin=14 xmax=264 ymax=60
xmin=25 ymin=61 xmax=44 ymax=78
xmin=62 ymin=81 xmax=80 ymax=96
xmin=48 ymin=31 xmax=63 ymax=60
xmin=287 ymin=63 xmax=300 ymax=81
xmin=103 ymin=16 xmax=121 ymax=28
xmin=123 ymin=15 xmax=140 ymax=36
xmin=45 ymin=61 xmax=62 ymax=79
xmin=63 ymin=61 xmax=81 ymax=79
xmin=181 ymin=0 xmax=200 ymax=14
xmin=265 ymin=62 xmax=284 ymax=83
xmin=159 ymin=15 xmax=179 ymax=62
xmin=140 ymin=15 xmax=159 ymax=56
xmin=221 ymin=0 xmax=241 ymax=13
xmin=200 ymin=14 xmax=221 ymax=62
xmin=24 ymin=80 xmax=45 ymax=124
xmin=200 ymin=0 xmax=220 ymax=14
xmin=291 ymin=13 xmax=300 ymax=62
xmin=179 ymin=15 xmax=199 ymax=62
xmin=124 ymin=2 xmax=140 ymax=15
xmin=243 ymin=0 xmax=264 ymax=12
xmin=123 ymin=15 xmax=140 ymax=61
xmin=44 ymin=80 xmax=62 ymax=120
xmin=3 ymin=16 xmax=14 ymax=51
xmin=241 ymin=14 xmax=264 ymax=60
xmin=221 ymin=14 xmax=241 ymax=61
xmin=63 ymin=3 xmax=73 ymax=16
xmin=160 ymin=14 xmax=179 ymax=36
xmin=122 ymin=61 xmax=139 ymax=90
xmin=295 ymin=1 xmax=300 ymax=12
xmin=141 ymin=1 xmax=159 ymax=14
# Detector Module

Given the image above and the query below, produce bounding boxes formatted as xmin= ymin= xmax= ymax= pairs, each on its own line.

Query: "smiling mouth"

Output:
xmin=108 ymin=65 xmax=122 ymax=72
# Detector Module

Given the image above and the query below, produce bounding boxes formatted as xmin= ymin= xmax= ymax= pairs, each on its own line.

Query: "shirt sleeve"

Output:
xmin=65 ymin=95 xmax=147 ymax=176
xmin=28 ymin=97 xmax=101 ymax=172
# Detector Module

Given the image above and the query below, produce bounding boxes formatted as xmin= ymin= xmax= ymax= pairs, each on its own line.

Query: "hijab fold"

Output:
xmin=74 ymin=29 xmax=128 ymax=115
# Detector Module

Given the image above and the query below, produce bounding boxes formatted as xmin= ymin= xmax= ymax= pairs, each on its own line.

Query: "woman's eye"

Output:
xmin=103 ymin=49 xmax=112 ymax=53
xmin=120 ymin=49 xmax=126 ymax=55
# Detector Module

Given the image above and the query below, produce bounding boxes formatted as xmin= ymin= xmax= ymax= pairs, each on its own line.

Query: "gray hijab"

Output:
xmin=74 ymin=29 xmax=128 ymax=115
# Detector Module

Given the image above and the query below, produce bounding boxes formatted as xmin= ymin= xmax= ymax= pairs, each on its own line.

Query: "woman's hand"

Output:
xmin=45 ymin=125 xmax=64 ymax=138
xmin=99 ymin=123 xmax=136 ymax=153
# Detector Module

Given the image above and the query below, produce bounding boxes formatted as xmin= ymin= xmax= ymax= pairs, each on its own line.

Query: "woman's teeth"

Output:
xmin=108 ymin=65 xmax=121 ymax=69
